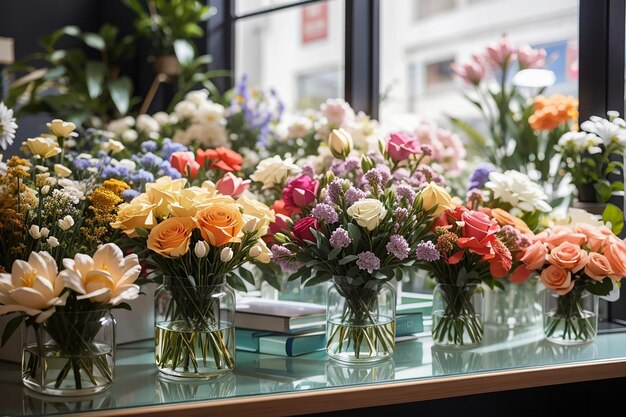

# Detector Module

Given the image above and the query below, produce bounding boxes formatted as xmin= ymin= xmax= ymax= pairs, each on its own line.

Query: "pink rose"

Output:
xmin=602 ymin=238 xmax=626 ymax=279
xmin=584 ymin=252 xmax=613 ymax=282
xmin=518 ymin=44 xmax=547 ymax=69
xmin=216 ymin=172 xmax=251 ymax=197
xmin=170 ymin=151 xmax=200 ymax=179
xmin=520 ymin=241 xmax=548 ymax=270
xmin=575 ymin=223 xmax=613 ymax=252
xmin=546 ymin=242 xmax=588 ymax=273
xmin=269 ymin=213 xmax=291 ymax=235
xmin=282 ymin=174 xmax=318 ymax=212
xmin=292 ymin=216 xmax=318 ymax=243
xmin=484 ymin=34 xmax=516 ymax=68
xmin=541 ymin=265 xmax=574 ymax=295
xmin=386 ymin=132 xmax=421 ymax=162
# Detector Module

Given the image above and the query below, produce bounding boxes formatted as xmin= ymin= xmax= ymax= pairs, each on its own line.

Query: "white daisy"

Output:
xmin=0 ymin=102 xmax=18 ymax=151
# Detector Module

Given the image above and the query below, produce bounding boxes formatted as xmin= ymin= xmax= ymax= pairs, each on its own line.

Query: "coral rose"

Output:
xmin=602 ymin=238 xmax=626 ymax=278
xmin=197 ymin=147 xmax=243 ymax=172
xmin=541 ymin=265 xmax=574 ymax=295
xmin=584 ymin=253 xmax=613 ymax=281
xmin=196 ymin=203 xmax=244 ymax=246
xmin=170 ymin=151 xmax=200 ymax=179
xmin=147 ymin=216 xmax=196 ymax=257
xmin=520 ymin=241 xmax=547 ymax=270
xmin=491 ymin=208 xmax=533 ymax=235
xmin=543 ymin=225 xmax=586 ymax=249
xmin=575 ymin=223 xmax=613 ymax=252
xmin=546 ymin=242 xmax=588 ymax=273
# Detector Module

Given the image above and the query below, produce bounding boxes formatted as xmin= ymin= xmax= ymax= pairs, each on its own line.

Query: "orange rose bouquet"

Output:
xmin=520 ymin=216 xmax=626 ymax=344
xmin=111 ymin=175 xmax=273 ymax=378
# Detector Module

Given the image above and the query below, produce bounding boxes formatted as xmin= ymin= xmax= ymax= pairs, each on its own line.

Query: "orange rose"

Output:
xmin=602 ymin=238 xmax=626 ymax=278
xmin=541 ymin=265 xmax=574 ymax=295
xmin=520 ymin=241 xmax=548 ymax=270
xmin=196 ymin=203 xmax=244 ymax=246
xmin=575 ymin=223 xmax=613 ymax=252
xmin=584 ymin=253 xmax=613 ymax=281
xmin=546 ymin=242 xmax=588 ymax=273
xmin=543 ymin=226 xmax=587 ymax=249
xmin=491 ymin=208 xmax=533 ymax=236
xmin=147 ymin=216 xmax=195 ymax=258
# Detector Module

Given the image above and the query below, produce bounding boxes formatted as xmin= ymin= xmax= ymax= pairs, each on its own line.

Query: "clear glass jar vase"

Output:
xmin=21 ymin=310 xmax=115 ymax=396
xmin=542 ymin=288 xmax=598 ymax=345
xmin=154 ymin=277 xmax=235 ymax=379
xmin=432 ymin=283 xmax=484 ymax=347
xmin=483 ymin=280 xmax=541 ymax=329
xmin=326 ymin=277 xmax=396 ymax=364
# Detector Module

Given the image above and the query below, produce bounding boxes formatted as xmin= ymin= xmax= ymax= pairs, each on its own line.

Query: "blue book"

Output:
xmin=396 ymin=312 xmax=424 ymax=336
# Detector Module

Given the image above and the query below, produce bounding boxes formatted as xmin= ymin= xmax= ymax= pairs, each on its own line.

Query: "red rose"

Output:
xmin=282 ymin=174 xmax=318 ymax=212
xmin=197 ymin=147 xmax=244 ymax=172
xmin=292 ymin=216 xmax=318 ymax=243
xmin=457 ymin=210 xmax=499 ymax=257
xmin=170 ymin=151 xmax=200 ymax=179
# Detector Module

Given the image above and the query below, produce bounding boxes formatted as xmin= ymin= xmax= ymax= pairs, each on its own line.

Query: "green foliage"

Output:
xmin=1 ymin=315 xmax=24 ymax=347
xmin=602 ymin=203 xmax=624 ymax=235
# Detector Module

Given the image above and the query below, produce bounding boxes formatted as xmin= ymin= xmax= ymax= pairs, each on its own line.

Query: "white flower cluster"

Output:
xmin=172 ymin=90 xmax=228 ymax=148
xmin=485 ymin=170 xmax=552 ymax=213
xmin=558 ymin=112 xmax=626 ymax=152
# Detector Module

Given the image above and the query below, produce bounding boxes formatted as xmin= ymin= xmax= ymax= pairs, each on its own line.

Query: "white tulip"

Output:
xmin=46 ymin=236 xmax=59 ymax=248
xmin=194 ymin=241 xmax=209 ymax=258
xmin=250 ymin=156 xmax=301 ymax=189
xmin=58 ymin=215 xmax=75 ymax=231
xmin=39 ymin=227 xmax=50 ymax=238
xmin=328 ymin=128 xmax=353 ymax=159
xmin=29 ymin=225 xmax=41 ymax=239
xmin=249 ymin=245 xmax=262 ymax=258
xmin=220 ymin=247 xmax=234 ymax=263
xmin=41 ymin=185 xmax=50 ymax=195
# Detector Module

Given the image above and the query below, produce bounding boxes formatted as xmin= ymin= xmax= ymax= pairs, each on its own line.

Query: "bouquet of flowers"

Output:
xmin=415 ymin=206 xmax=529 ymax=345
xmin=271 ymin=130 xmax=444 ymax=361
xmin=111 ymin=175 xmax=273 ymax=377
xmin=519 ymin=215 xmax=626 ymax=343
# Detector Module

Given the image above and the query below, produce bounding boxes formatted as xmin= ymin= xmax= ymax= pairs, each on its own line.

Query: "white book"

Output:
xmin=236 ymin=297 xmax=326 ymax=334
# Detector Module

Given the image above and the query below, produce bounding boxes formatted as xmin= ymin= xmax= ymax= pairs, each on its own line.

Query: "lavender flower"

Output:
xmin=386 ymin=235 xmax=410 ymax=260
xmin=271 ymin=244 xmax=303 ymax=273
xmin=301 ymin=162 xmax=316 ymax=178
xmin=141 ymin=141 xmax=158 ymax=152
xmin=330 ymin=228 xmax=351 ymax=248
xmin=343 ymin=157 xmax=360 ymax=172
xmin=327 ymin=178 xmax=347 ymax=204
xmin=394 ymin=207 xmax=409 ymax=220
xmin=468 ymin=163 xmax=496 ymax=190
xmin=345 ymin=187 xmax=366 ymax=206
xmin=395 ymin=183 xmax=416 ymax=204
xmin=366 ymin=151 xmax=385 ymax=165
xmin=392 ymin=168 xmax=410 ymax=183
xmin=420 ymin=144 xmax=433 ymax=156
xmin=412 ymin=166 xmax=445 ymax=188
xmin=356 ymin=251 xmax=381 ymax=274
xmin=415 ymin=241 xmax=441 ymax=262
xmin=311 ymin=203 xmax=339 ymax=224
xmin=363 ymin=169 xmax=383 ymax=189
xmin=375 ymin=164 xmax=392 ymax=185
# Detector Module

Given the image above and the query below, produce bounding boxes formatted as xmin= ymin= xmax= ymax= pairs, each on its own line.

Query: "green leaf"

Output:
xmin=43 ymin=66 xmax=66 ymax=80
xmin=82 ymin=32 xmax=106 ymax=51
xmin=238 ymin=267 xmax=255 ymax=285
xmin=449 ymin=116 xmax=487 ymax=147
xmin=182 ymin=23 xmax=204 ymax=37
xmin=338 ymin=255 xmax=358 ymax=265
xmin=174 ymin=39 xmax=195 ymax=66
xmin=1 ymin=315 xmax=23 ymax=347
xmin=347 ymin=223 xmax=361 ymax=248
xmin=327 ymin=247 xmax=341 ymax=260
xmin=112 ymin=302 xmax=132 ymax=311
xmin=134 ymin=227 xmax=149 ymax=238
xmin=108 ymin=76 xmax=133 ymax=115
xmin=602 ymin=204 xmax=624 ymax=235
xmin=85 ymin=61 xmax=106 ymax=99
xmin=586 ymin=277 xmax=614 ymax=296
xmin=594 ymin=181 xmax=612 ymax=203
xmin=611 ymin=181 xmax=624 ymax=192
xmin=228 ymin=276 xmax=247 ymax=292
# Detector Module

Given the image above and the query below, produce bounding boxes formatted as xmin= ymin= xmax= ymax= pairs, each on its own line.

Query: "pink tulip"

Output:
xmin=386 ymin=132 xmax=421 ymax=162
xmin=451 ymin=55 xmax=485 ymax=85
xmin=485 ymin=34 xmax=516 ymax=68
xmin=518 ymin=45 xmax=547 ymax=69
xmin=216 ymin=172 xmax=251 ymax=197
xmin=170 ymin=151 xmax=200 ymax=179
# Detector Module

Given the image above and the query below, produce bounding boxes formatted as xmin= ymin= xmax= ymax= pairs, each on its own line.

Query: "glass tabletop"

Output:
xmin=1 ymin=326 xmax=626 ymax=416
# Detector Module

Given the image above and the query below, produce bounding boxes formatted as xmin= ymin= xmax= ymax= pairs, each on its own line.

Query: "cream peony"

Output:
xmin=347 ymin=198 xmax=387 ymax=231
xmin=0 ymin=251 xmax=66 ymax=322
xmin=59 ymin=243 xmax=141 ymax=306
xmin=251 ymin=156 xmax=301 ymax=189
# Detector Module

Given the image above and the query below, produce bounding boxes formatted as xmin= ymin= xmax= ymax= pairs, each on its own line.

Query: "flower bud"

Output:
xmin=249 ymin=245 xmax=262 ymax=258
xmin=41 ymin=185 xmax=50 ymax=195
xmin=194 ymin=241 xmax=209 ymax=258
xmin=328 ymin=129 xmax=353 ymax=159
xmin=58 ymin=215 xmax=75 ymax=231
xmin=47 ymin=236 xmax=60 ymax=248
xmin=40 ymin=227 xmax=50 ymax=238
xmin=244 ymin=217 xmax=259 ymax=233
xmin=29 ymin=225 xmax=41 ymax=239
xmin=220 ymin=247 xmax=234 ymax=263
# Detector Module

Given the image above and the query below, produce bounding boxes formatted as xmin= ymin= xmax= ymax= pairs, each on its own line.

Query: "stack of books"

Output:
xmin=235 ymin=292 xmax=433 ymax=357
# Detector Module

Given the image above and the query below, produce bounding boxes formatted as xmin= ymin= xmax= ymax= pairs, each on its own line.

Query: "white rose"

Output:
xmin=251 ymin=156 xmax=301 ymax=189
xmin=193 ymin=102 xmax=225 ymax=124
xmin=347 ymin=198 xmax=387 ymax=231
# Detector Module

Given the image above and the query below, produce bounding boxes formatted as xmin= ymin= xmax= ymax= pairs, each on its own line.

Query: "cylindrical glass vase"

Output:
xmin=542 ymin=288 xmax=598 ymax=345
xmin=155 ymin=277 xmax=235 ymax=379
xmin=432 ymin=283 xmax=484 ymax=347
xmin=22 ymin=310 xmax=115 ymax=396
xmin=483 ymin=280 xmax=541 ymax=329
xmin=326 ymin=278 xmax=396 ymax=364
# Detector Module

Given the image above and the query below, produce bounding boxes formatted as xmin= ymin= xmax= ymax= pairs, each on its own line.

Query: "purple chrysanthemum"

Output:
xmin=468 ymin=163 xmax=496 ymax=191
xmin=415 ymin=241 xmax=441 ymax=262
xmin=330 ymin=227 xmax=352 ymax=248
xmin=386 ymin=235 xmax=410 ymax=260
xmin=356 ymin=251 xmax=381 ymax=274
xmin=271 ymin=244 xmax=303 ymax=273
xmin=345 ymin=187 xmax=366 ymax=206
xmin=395 ymin=183 xmax=416 ymax=204
xmin=311 ymin=203 xmax=339 ymax=224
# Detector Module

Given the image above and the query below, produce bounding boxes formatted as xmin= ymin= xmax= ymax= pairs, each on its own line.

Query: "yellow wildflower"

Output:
xmin=89 ymin=187 xmax=123 ymax=213
xmin=102 ymin=179 xmax=130 ymax=196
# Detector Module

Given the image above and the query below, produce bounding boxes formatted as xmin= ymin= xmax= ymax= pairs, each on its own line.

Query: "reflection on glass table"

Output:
xmin=0 ymin=328 xmax=625 ymax=416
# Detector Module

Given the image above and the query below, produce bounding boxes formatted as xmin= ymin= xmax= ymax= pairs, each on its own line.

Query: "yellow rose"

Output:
xmin=25 ymin=137 xmax=61 ymax=159
xmin=145 ymin=176 xmax=187 ymax=218
xmin=147 ymin=216 xmax=196 ymax=257
xmin=420 ymin=182 xmax=456 ymax=216
xmin=111 ymin=201 xmax=157 ymax=237
xmin=170 ymin=187 xmax=235 ymax=217
xmin=347 ymin=198 xmax=387 ymax=231
xmin=237 ymin=195 xmax=275 ymax=237
xmin=47 ymin=119 xmax=77 ymax=137
xmin=196 ymin=203 xmax=244 ymax=246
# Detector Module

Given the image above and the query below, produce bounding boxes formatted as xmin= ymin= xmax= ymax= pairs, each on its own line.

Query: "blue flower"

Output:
xmin=161 ymin=139 xmax=187 ymax=160
xmin=121 ymin=189 xmax=140 ymax=202
xmin=130 ymin=169 xmax=155 ymax=184
xmin=141 ymin=140 xmax=158 ymax=152
xmin=468 ymin=163 xmax=497 ymax=190
xmin=139 ymin=152 xmax=164 ymax=168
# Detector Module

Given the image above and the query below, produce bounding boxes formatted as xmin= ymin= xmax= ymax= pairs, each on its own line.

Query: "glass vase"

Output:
xmin=154 ymin=277 xmax=235 ymax=379
xmin=432 ymin=283 xmax=484 ymax=347
xmin=483 ymin=280 xmax=541 ymax=329
xmin=326 ymin=277 xmax=396 ymax=364
xmin=542 ymin=288 xmax=598 ymax=345
xmin=21 ymin=310 xmax=115 ymax=396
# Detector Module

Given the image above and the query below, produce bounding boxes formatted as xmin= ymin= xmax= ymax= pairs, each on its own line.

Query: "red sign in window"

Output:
xmin=301 ymin=2 xmax=328 ymax=44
